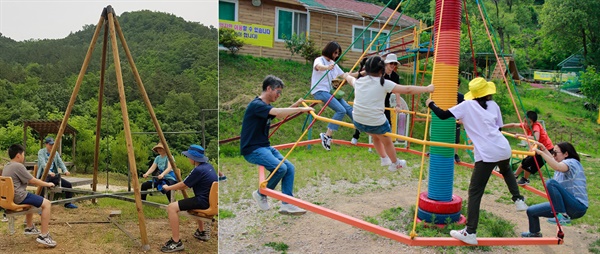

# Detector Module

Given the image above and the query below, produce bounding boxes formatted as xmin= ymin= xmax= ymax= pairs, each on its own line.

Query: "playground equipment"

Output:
xmin=31 ymin=6 xmax=190 ymax=250
xmin=222 ymin=0 xmax=568 ymax=247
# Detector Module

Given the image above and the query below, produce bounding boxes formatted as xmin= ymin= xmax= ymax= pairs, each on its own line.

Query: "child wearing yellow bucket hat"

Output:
xmin=426 ymin=77 xmax=527 ymax=245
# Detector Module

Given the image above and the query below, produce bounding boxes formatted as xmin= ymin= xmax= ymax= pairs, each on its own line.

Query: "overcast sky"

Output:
xmin=0 ymin=0 xmax=219 ymax=41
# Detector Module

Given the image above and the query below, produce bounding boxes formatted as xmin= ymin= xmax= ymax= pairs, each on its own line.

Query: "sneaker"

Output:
xmin=350 ymin=138 xmax=358 ymax=145
xmin=388 ymin=159 xmax=407 ymax=172
xmin=36 ymin=233 xmax=57 ymax=247
xmin=521 ymin=232 xmax=543 ymax=237
xmin=450 ymin=228 xmax=478 ymax=245
xmin=24 ymin=225 xmax=41 ymax=235
xmin=278 ymin=203 xmax=307 ymax=215
xmin=517 ymin=177 xmax=530 ymax=186
xmin=454 ymin=154 xmax=461 ymax=163
xmin=380 ymin=157 xmax=392 ymax=166
xmin=252 ymin=190 xmax=270 ymax=211
xmin=515 ymin=199 xmax=528 ymax=211
xmin=2 ymin=214 xmax=8 ymax=222
xmin=64 ymin=203 xmax=78 ymax=209
xmin=320 ymin=133 xmax=331 ymax=151
xmin=218 ymin=175 xmax=227 ymax=182
xmin=193 ymin=229 xmax=210 ymax=241
xmin=160 ymin=238 xmax=184 ymax=252
xmin=548 ymin=213 xmax=571 ymax=225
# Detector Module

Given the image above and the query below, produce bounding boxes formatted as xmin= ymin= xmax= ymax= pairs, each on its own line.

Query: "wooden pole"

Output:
xmin=113 ymin=17 xmax=188 ymax=199
xmin=36 ymin=15 xmax=105 ymax=195
xmin=92 ymin=19 xmax=109 ymax=203
xmin=107 ymin=8 xmax=149 ymax=250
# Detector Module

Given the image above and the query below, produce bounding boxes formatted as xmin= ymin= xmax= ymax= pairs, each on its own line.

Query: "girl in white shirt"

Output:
xmin=426 ymin=77 xmax=527 ymax=245
xmin=311 ymin=41 xmax=360 ymax=150
xmin=344 ymin=55 xmax=433 ymax=171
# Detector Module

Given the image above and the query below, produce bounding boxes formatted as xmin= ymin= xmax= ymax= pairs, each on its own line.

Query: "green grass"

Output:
xmin=264 ymin=241 xmax=289 ymax=253
xmin=590 ymin=238 xmax=600 ymax=254
xmin=219 ymin=53 xmax=600 ymax=251
xmin=219 ymin=208 xmax=236 ymax=219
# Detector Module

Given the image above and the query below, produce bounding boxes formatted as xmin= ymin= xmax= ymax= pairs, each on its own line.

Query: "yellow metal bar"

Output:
xmin=305 ymin=104 xmax=534 ymax=156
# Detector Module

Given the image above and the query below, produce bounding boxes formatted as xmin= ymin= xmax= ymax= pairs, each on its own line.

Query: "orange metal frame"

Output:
xmin=256 ymin=141 xmax=562 ymax=246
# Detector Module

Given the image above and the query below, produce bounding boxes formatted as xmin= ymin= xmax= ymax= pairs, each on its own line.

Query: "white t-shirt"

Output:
xmin=311 ymin=56 xmax=344 ymax=95
xmin=449 ymin=100 xmax=511 ymax=162
xmin=353 ymin=76 xmax=396 ymax=126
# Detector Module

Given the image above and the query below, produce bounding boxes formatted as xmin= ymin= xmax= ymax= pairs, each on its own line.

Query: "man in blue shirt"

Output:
xmin=160 ymin=145 xmax=217 ymax=253
xmin=240 ymin=75 xmax=314 ymax=216
xmin=37 ymin=137 xmax=77 ymax=209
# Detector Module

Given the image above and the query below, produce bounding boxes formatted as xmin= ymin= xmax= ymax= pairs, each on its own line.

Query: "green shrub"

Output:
xmin=219 ymin=28 xmax=244 ymax=54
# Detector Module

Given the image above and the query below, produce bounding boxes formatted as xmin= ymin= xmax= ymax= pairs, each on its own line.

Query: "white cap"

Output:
xmin=384 ymin=53 xmax=399 ymax=64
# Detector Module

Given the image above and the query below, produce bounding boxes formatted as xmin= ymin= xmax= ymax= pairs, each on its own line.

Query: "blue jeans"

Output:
xmin=313 ymin=90 xmax=353 ymax=131
xmin=526 ymin=179 xmax=588 ymax=233
xmin=244 ymin=146 xmax=295 ymax=204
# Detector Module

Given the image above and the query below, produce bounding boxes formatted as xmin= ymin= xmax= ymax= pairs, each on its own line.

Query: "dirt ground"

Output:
xmin=0 ymin=185 xmax=218 ymax=254
xmin=219 ymin=175 xmax=598 ymax=254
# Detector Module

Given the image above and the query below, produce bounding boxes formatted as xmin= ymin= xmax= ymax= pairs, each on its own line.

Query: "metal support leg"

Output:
xmin=8 ymin=215 xmax=15 ymax=235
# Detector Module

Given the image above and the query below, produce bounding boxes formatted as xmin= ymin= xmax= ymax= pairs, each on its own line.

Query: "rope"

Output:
xmin=410 ymin=0 xmax=446 ymax=239
xmin=462 ymin=0 xmax=478 ymax=77
xmin=260 ymin=0 xmax=404 ymax=189
xmin=475 ymin=0 xmax=565 ymax=239
xmin=407 ymin=22 xmax=435 ymax=149
xmin=476 ymin=0 xmax=552 ymax=179
xmin=264 ymin=0 xmax=400 ymax=156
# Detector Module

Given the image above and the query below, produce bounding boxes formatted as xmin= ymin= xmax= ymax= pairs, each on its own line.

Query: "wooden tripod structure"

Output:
xmin=34 ymin=5 xmax=188 ymax=250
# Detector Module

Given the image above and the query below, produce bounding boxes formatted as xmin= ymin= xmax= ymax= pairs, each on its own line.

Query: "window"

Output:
xmin=219 ymin=0 xmax=238 ymax=21
xmin=276 ymin=8 xmax=308 ymax=41
xmin=352 ymin=26 xmax=390 ymax=52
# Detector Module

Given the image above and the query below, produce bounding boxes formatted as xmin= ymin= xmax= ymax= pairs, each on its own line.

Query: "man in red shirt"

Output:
xmin=503 ymin=111 xmax=554 ymax=185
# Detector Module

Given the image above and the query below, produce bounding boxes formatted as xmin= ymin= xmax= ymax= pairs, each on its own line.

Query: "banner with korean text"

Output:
xmin=219 ymin=20 xmax=273 ymax=48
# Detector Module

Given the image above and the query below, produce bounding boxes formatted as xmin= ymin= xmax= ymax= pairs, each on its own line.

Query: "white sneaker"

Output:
xmin=515 ymin=199 xmax=528 ymax=211
xmin=380 ymin=157 xmax=392 ymax=166
xmin=450 ymin=228 xmax=478 ymax=245
xmin=36 ymin=233 xmax=57 ymax=247
xmin=319 ymin=133 xmax=331 ymax=151
xmin=278 ymin=203 xmax=307 ymax=215
xmin=388 ymin=159 xmax=407 ymax=172
xmin=252 ymin=190 xmax=270 ymax=211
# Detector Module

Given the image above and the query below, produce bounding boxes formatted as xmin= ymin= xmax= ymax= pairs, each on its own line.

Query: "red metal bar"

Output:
xmin=257 ymin=165 xmax=561 ymax=246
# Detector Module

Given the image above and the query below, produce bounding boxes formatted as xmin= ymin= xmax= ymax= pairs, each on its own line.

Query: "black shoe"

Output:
xmin=161 ymin=238 xmax=184 ymax=253
xmin=517 ymin=177 xmax=530 ymax=186
xmin=193 ymin=228 xmax=210 ymax=241
xmin=454 ymin=154 xmax=461 ymax=163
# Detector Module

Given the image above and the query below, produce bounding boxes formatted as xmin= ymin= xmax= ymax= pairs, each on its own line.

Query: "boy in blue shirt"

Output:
xmin=160 ymin=145 xmax=217 ymax=253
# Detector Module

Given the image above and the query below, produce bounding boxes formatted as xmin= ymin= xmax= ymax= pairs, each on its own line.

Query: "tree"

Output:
xmin=219 ymin=28 xmax=244 ymax=54
xmin=580 ymin=66 xmax=600 ymax=106
xmin=540 ymin=0 xmax=600 ymax=67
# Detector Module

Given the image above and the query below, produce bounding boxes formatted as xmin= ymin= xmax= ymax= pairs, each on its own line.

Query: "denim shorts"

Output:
xmin=353 ymin=120 xmax=391 ymax=135
xmin=20 ymin=193 xmax=44 ymax=208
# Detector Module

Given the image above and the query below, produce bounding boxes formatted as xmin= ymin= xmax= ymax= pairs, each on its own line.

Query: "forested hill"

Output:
xmin=0 ymin=10 xmax=218 ymax=175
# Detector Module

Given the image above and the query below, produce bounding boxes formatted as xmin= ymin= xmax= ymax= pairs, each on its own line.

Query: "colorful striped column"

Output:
xmin=418 ymin=0 xmax=464 ymax=225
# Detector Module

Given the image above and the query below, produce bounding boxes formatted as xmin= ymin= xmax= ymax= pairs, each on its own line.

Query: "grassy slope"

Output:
xmin=218 ymin=52 xmax=599 ymax=236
